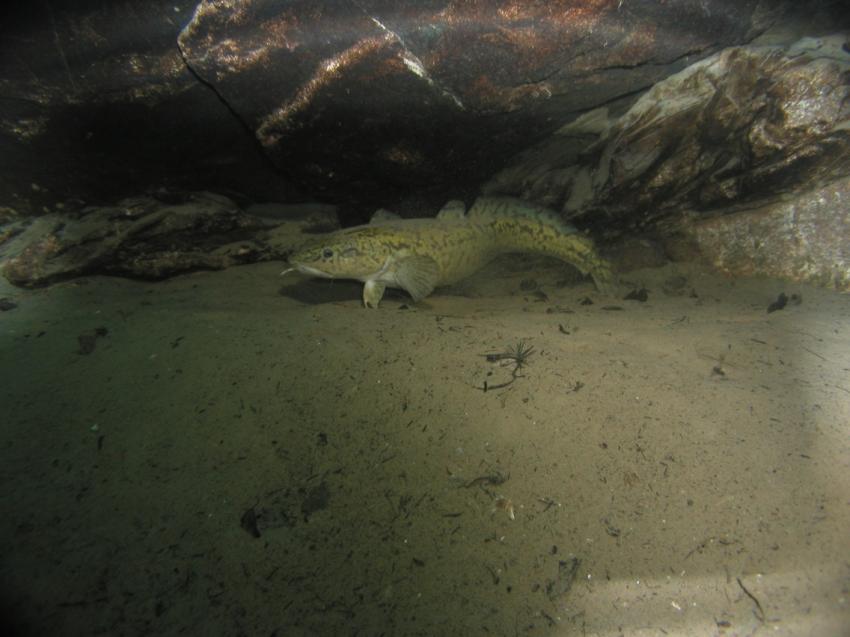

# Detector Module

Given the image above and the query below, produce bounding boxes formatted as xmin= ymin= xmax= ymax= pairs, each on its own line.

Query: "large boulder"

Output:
xmin=684 ymin=176 xmax=850 ymax=290
xmin=485 ymin=35 xmax=850 ymax=288
xmin=1 ymin=0 xmax=778 ymax=219
xmin=0 ymin=2 xmax=848 ymax=289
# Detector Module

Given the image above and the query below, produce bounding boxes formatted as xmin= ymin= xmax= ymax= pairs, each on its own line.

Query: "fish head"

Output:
xmin=287 ymin=229 xmax=390 ymax=280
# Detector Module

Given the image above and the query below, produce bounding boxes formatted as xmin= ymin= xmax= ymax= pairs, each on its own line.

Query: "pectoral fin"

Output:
xmin=395 ymin=255 xmax=439 ymax=302
xmin=363 ymin=280 xmax=387 ymax=308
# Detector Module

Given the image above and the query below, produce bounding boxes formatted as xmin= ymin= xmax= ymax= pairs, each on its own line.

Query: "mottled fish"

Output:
xmin=284 ymin=196 xmax=615 ymax=308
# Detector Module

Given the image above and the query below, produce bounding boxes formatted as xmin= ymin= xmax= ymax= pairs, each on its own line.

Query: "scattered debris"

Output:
xmin=768 ymin=292 xmax=802 ymax=313
xmin=0 ymin=297 xmax=17 ymax=311
xmin=240 ymin=506 xmax=262 ymax=538
xmin=546 ymin=557 xmax=581 ymax=601
xmin=493 ymin=496 xmax=515 ymax=520
xmin=241 ymin=494 xmax=295 ymax=538
xmin=537 ymin=496 xmax=561 ymax=512
xmin=478 ymin=340 xmax=534 ymax=392
xmin=579 ymin=297 xmax=594 ymax=305
xmin=601 ymin=305 xmax=624 ymax=311
xmin=77 ymin=334 xmax=98 ymax=355
xmin=76 ymin=326 xmax=109 ymax=354
xmin=685 ymin=535 xmax=738 ymax=559
xmin=736 ymin=576 xmax=766 ymax=622
xmin=624 ymin=287 xmax=649 ymax=302
xmin=767 ymin=292 xmax=788 ymax=313
xmin=300 ymin=482 xmax=330 ymax=520
xmin=461 ymin=469 xmax=509 ymax=490
xmin=602 ymin=517 xmax=621 ymax=537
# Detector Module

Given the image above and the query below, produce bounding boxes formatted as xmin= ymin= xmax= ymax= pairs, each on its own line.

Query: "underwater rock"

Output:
xmin=488 ymin=35 xmax=850 ymax=220
xmin=0 ymin=1 xmax=298 ymax=217
xmin=485 ymin=34 xmax=850 ymax=288
xmin=1 ymin=2 xmax=848 ymax=289
xmin=686 ymin=175 xmax=850 ymax=290
xmin=1 ymin=0 xmax=770 ymax=218
xmin=0 ymin=192 xmax=339 ymax=287
xmin=175 ymin=0 xmax=770 ymax=211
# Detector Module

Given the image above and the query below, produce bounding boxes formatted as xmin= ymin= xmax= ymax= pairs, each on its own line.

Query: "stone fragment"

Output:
xmin=0 ymin=192 xmax=339 ymax=287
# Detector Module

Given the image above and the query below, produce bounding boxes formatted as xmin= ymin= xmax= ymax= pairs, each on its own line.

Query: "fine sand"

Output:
xmin=1 ymin=256 xmax=848 ymax=636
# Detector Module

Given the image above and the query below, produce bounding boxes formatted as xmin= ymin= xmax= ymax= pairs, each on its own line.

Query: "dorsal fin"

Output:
xmin=467 ymin=196 xmax=577 ymax=234
xmin=370 ymin=208 xmax=401 ymax=224
xmin=436 ymin=199 xmax=466 ymax=221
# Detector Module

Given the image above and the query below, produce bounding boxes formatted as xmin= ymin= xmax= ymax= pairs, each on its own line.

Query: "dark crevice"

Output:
xmin=174 ymin=33 xmax=290 ymax=187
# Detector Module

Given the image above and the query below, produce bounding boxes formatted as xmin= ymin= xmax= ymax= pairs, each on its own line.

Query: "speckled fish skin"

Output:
xmin=287 ymin=196 xmax=615 ymax=307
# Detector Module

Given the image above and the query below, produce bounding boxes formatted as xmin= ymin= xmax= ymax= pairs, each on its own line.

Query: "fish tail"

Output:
xmin=470 ymin=197 xmax=616 ymax=293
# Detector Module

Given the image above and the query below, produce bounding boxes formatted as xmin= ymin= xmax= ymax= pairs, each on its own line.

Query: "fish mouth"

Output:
xmin=285 ymin=263 xmax=334 ymax=279
xmin=282 ymin=260 xmax=386 ymax=281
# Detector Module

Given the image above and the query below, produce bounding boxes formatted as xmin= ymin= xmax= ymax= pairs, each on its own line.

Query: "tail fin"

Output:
xmin=469 ymin=197 xmax=616 ymax=293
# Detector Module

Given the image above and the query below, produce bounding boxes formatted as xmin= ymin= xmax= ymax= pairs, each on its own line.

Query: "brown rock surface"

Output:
xmin=486 ymin=34 xmax=850 ymax=288
xmin=0 ymin=3 xmax=848 ymax=289
xmin=176 ymin=0 xmax=769 ymax=211
xmin=0 ymin=192 xmax=338 ymax=287
xmin=686 ymin=176 xmax=850 ymax=290
xmin=1 ymin=0 xmax=772 ymax=218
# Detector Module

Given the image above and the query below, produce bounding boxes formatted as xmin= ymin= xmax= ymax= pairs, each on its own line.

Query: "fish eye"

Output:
xmin=322 ymin=248 xmax=334 ymax=259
